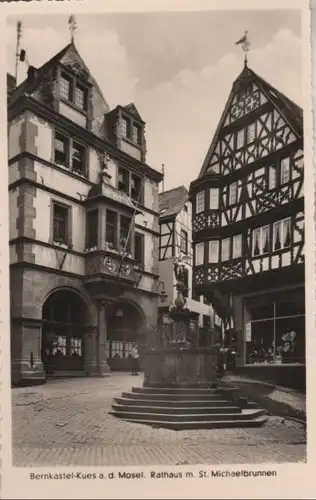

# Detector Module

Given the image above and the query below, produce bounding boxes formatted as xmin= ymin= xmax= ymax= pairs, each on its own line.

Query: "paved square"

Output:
xmin=12 ymin=374 xmax=306 ymax=467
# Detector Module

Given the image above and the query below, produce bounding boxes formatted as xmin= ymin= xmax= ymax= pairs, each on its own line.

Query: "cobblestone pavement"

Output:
xmin=12 ymin=374 xmax=306 ymax=467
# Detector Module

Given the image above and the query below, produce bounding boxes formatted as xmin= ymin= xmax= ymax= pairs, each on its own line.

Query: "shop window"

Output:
xmin=245 ymin=297 xmax=305 ymax=365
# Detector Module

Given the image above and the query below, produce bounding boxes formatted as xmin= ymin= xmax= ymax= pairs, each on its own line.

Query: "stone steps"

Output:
xmin=114 ymin=415 xmax=268 ymax=430
xmin=112 ymin=403 xmax=242 ymax=414
xmin=132 ymin=387 xmax=219 ymax=395
xmin=115 ymin=397 xmax=234 ymax=407
xmin=111 ymin=385 xmax=267 ymax=430
xmin=121 ymin=391 xmax=226 ymax=401
xmin=110 ymin=408 xmax=266 ymax=423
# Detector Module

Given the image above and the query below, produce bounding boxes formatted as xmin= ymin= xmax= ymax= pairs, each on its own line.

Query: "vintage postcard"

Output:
xmin=0 ymin=0 xmax=314 ymax=498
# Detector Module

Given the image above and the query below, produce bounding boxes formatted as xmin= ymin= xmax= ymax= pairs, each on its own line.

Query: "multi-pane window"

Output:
xmin=280 ymin=157 xmax=290 ymax=185
xmin=134 ymin=233 xmax=144 ymax=264
xmin=60 ymin=74 xmax=72 ymax=101
xmin=131 ymin=174 xmax=142 ymax=202
xmin=209 ymin=240 xmax=219 ymax=263
xmin=228 ymin=182 xmax=238 ymax=205
xmin=195 ymin=242 xmax=204 ymax=266
xmin=132 ymin=124 xmax=142 ymax=145
xmin=118 ymin=167 xmax=129 ymax=194
xmin=54 ymin=133 xmax=69 ymax=167
xmin=180 ymin=230 xmax=188 ymax=254
xmin=75 ymin=85 xmax=86 ymax=109
xmin=221 ymin=238 xmax=230 ymax=261
xmin=232 ymin=234 xmax=242 ymax=259
xmin=196 ymin=191 xmax=205 ymax=213
xmin=105 ymin=210 xmax=118 ymax=249
xmin=72 ymin=141 xmax=86 ymax=175
xmin=252 ymin=225 xmax=270 ymax=256
xmin=246 ymin=122 xmax=256 ymax=143
xmin=85 ymin=209 xmax=98 ymax=249
xmin=209 ymin=188 xmax=219 ymax=209
xmin=60 ymin=72 xmax=87 ymax=111
xmin=120 ymin=215 xmax=132 ymax=252
xmin=53 ymin=203 xmax=69 ymax=245
xmin=268 ymin=165 xmax=277 ymax=190
xmin=273 ymin=218 xmax=291 ymax=251
xmin=237 ymin=129 xmax=244 ymax=149
xmin=54 ymin=132 xmax=86 ymax=176
xmin=71 ymin=338 xmax=82 ymax=356
xmin=121 ymin=116 xmax=142 ymax=146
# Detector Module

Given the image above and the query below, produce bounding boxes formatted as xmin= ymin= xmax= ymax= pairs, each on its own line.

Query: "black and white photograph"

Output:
xmin=1 ymin=1 xmax=314 ymax=498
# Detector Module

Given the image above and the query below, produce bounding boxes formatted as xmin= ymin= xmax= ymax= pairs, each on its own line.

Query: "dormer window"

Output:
xmin=59 ymin=70 xmax=88 ymax=112
xmin=132 ymin=124 xmax=142 ymax=145
xmin=121 ymin=114 xmax=143 ymax=146
xmin=60 ymin=74 xmax=72 ymax=101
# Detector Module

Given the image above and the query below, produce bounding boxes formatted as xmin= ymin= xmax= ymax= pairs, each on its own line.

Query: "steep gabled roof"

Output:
xmin=159 ymin=185 xmax=189 ymax=219
xmin=122 ymin=103 xmax=145 ymax=123
xmin=198 ymin=64 xmax=303 ymax=179
xmin=9 ymin=41 xmax=110 ymax=111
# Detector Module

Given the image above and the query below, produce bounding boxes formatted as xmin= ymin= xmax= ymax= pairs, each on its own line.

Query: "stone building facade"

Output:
xmin=8 ymin=42 xmax=162 ymax=384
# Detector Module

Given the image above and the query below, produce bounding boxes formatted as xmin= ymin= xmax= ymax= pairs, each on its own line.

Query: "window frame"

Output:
xmin=134 ymin=232 xmax=145 ymax=265
xmin=195 ymin=242 xmax=204 ymax=266
xmin=209 ymin=188 xmax=219 ymax=210
xmin=180 ymin=229 xmax=188 ymax=255
xmin=228 ymin=182 xmax=238 ymax=206
xmin=209 ymin=240 xmax=219 ymax=263
xmin=59 ymin=70 xmax=88 ymax=113
xmin=85 ymin=209 xmax=99 ymax=250
xmin=121 ymin=114 xmax=143 ymax=147
xmin=196 ymin=191 xmax=205 ymax=214
xmin=232 ymin=234 xmax=242 ymax=259
xmin=252 ymin=225 xmax=270 ymax=257
xmin=272 ymin=217 xmax=292 ymax=252
xmin=221 ymin=238 xmax=230 ymax=262
xmin=52 ymin=201 xmax=71 ymax=246
xmin=54 ymin=131 xmax=87 ymax=177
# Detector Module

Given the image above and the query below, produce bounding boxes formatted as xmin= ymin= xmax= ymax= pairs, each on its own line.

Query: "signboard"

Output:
xmin=245 ymin=322 xmax=252 ymax=342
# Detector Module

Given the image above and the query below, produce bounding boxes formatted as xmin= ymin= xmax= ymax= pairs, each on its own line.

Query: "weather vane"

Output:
xmin=68 ymin=15 xmax=77 ymax=43
xmin=235 ymin=30 xmax=251 ymax=65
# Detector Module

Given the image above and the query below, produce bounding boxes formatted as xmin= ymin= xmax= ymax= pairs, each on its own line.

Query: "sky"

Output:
xmin=7 ymin=10 xmax=302 ymax=191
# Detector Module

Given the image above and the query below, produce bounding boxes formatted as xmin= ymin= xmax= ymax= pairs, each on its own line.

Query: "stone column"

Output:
xmin=11 ymin=319 xmax=46 ymax=386
xmin=97 ymin=300 xmax=111 ymax=376
xmin=84 ymin=325 xmax=98 ymax=376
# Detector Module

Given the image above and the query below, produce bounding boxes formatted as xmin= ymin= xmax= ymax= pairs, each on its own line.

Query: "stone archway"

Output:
xmin=107 ymin=300 xmax=145 ymax=371
xmin=41 ymin=289 xmax=88 ymax=373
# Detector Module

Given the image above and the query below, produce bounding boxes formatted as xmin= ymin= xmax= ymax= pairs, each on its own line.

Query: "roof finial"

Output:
xmin=235 ymin=30 xmax=251 ymax=66
xmin=68 ymin=14 xmax=77 ymax=44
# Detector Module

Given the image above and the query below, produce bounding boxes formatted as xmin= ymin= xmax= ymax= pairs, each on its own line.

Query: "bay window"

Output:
xmin=209 ymin=188 xmax=219 ymax=210
xmin=209 ymin=240 xmax=219 ymax=263
xmin=195 ymin=242 xmax=204 ymax=266
xmin=221 ymin=238 xmax=230 ymax=261
xmin=120 ymin=215 xmax=132 ymax=253
xmin=85 ymin=209 xmax=98 ymax=249
xmin=232 ymin=234 xmax=242 ymax=259
xmin=228 ymin=182 xmax=238 ymax=205
xmin=196 ymin=191 xmax=205 ymax=214
xmin=105 ymin=210 xmax=118 ymax=249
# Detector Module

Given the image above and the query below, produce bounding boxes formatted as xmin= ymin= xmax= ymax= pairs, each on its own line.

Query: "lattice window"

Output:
xmin=195 ymin=242 xmax=204 ymax=266
xmin=280 ymin=157 xmax=290 ymax=185
xmin=196 ymin=191 xmax=205 ymax=213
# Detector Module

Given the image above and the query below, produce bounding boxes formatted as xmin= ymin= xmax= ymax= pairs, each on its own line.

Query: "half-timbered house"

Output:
xmin=8 ymin=40 xmax=163 ymax=384
xmin=158 ymin=186 xmax=215 ymax=335
xmin=189 ymin=63 xmax=304 ymax=388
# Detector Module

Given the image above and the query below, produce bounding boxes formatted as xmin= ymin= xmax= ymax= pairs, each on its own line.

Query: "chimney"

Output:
xmin=27 ymin=65 xmax=38 ymax=85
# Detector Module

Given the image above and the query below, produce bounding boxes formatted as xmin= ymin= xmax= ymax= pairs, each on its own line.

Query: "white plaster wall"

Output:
xmin=33 ymin=245 xmax=85 ymax=275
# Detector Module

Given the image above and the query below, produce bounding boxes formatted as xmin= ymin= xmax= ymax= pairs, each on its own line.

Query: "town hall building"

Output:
xmin=8 ymin=39 xmax=163 ymax=384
